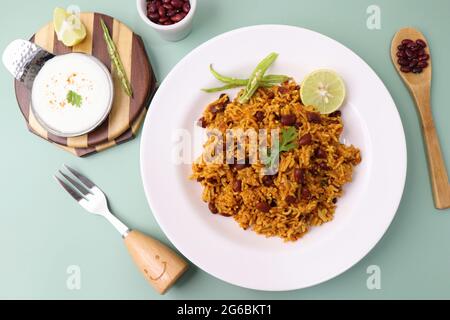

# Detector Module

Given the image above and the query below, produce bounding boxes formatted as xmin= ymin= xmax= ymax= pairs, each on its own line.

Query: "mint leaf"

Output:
xmin=67 ymin=90 xmax=82 ymax=108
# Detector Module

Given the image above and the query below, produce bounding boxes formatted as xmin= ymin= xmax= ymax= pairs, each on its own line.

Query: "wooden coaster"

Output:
xmin=14 ymin=12 xmax=157 ymax=156
xmin=40 ymin=106 xmax=148 ymax=157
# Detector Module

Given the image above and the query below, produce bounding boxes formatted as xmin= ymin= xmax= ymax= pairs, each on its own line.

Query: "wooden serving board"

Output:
xmin=14 ymin=12 xmax=157 ymax=156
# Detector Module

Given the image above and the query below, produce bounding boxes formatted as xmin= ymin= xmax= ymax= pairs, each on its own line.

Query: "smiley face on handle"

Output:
xmin=144 ymin=255 xmax=167 ymax=281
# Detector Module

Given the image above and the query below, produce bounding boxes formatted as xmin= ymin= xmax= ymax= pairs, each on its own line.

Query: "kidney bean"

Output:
xmin=396 ymin=51 xmax=405 ymax=58
xmin=159 ymin=16 xmax=169 ymax=23
xmin=318 ymin=162 xmax=330 ymax=170
xmin=419 ymin=54 xmax=429 ymax=61
xmin=256 ymin=202 xmax=271 ymax=213
xmin=166 ymin=9 xmax=177 ymax=17
xmin=397 ymin=44 xmax=405 ymax=50
xmin=171 ymin=13 xmax=184 ymax=22
xmin=408 ymin=59 xmax=418 ymax=68
xmin=172 ymin=0 xmax=184 ymax=8
xmin=278 ymin=86 xmax=289 ymax=94
xmin=233 ymin=163 xmax=248 ymax=170
xmin=162 ymin=0 xmax=171 ymax=3
xmin=197 ymin=117 xmax=207 ymax=128
xmin=163 ymin=20 xmax=173 ymax=25
xmin=232 ymin=180 xmax=242 ymax=192
xmin=209 ymin=104 xmax=224 ymax=114
xmin=307 ymin=112 xmax=321 ymax=124
xmin=183 ymin=2 xmax=191 ymax=13
xmin=163 ymin=3 xmax=174 ymax=9
xmin=158 ymin=6 xmax=166 ymax=16
xmin=208 ymin=202 xmax=218 ymax=214
xmin=405 ymin=49 xmax=416 ymax=58
xmin=400 ymin=66 xmax=411 ymax=73
xmin=315 ymin=148 xmax=327 ymax=159
xmin=148 ymin=12 xmax=159 ymax=21
xmin=148 ymin=2 xmax=157 ymax=12
xmin=254 ymin=111 xmax=265 ymax=122
xmin=220 ymin=212 xmax=233 ymax=217
xmin=280 ymin=114 xmax=297 ymax=126
xmin=262 ymin=175 xmax=274 ymax=186
xmin=301 ymin=188 xmax=311 ymax=200
xmin=416 ymin=39 xmax=427 ymax=48
xmin=398 ymin=58 xmax=410 ymax=66
xmin=401 ymin=39 xmax=413 ymax=45
xmin=285 ymin=195 xmax=297 ymax=205
xmin=417 ymin=61 xmax=428 ymax=68
xmin=298 ymin=133 xmax=312 ymax=146
xmin=294 ymin=168 xmax=305 ymax=184
xmin=329 ymin=110 xmax=342 ymax=118
xmin=412 ymin=67 xmax=423 ymax=74
xmin=397 ymin=58 xmax=408 ymax=66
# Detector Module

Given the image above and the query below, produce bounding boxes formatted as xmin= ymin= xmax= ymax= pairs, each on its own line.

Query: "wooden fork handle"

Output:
xmin=124 ymin=230 xmax=188 ymax=294
xmin=413 ymin=86 xmax=450 ymax=209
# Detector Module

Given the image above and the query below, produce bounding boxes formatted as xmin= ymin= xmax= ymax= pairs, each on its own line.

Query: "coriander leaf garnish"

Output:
xmin=67 ymin=90 xmax=82 ymax=108
xmin=265 ymin=126 xmax=298 ymax=170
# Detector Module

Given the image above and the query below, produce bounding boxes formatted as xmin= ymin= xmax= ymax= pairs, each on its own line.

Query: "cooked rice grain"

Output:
xmin=191 ymin=81 xmax=361 ymax=241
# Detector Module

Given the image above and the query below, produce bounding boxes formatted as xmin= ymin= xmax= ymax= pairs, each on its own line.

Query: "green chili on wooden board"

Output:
xmin=100 ymin=19 xmax=133 ymax=97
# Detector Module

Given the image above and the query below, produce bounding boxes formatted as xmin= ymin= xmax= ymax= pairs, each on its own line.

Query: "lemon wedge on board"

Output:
xmin=53 ymin=7 xmax=86 ymax=47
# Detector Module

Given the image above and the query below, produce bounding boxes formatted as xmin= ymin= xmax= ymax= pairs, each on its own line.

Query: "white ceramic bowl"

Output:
xmin=136 ymin=0 xmax=197 ymax=41
xmin=31 ymin=53 xmax=114 ymax=137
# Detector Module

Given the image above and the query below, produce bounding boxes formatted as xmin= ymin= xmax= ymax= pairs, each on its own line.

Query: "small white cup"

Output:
xmin=136 ymin=0 xmax=197 ymax=42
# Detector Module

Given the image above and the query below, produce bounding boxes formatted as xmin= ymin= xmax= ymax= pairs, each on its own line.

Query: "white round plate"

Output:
xmin=140 ymin=25 xmax=406 ymax=291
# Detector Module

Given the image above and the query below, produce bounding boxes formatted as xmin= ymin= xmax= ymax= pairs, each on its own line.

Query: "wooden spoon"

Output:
xmin=391 ymin=27 xmax=450 ymax=209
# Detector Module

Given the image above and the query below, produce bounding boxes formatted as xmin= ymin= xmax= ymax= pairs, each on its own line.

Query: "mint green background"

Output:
xmin=0 ymin=0 xmax=449 ymax=299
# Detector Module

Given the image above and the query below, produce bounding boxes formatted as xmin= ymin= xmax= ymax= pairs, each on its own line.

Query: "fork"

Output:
xmin=54 ymin=165 xmax=188 ymax=294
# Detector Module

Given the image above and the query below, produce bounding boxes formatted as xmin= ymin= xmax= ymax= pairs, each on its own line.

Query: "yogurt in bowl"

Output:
xmin=31 ymin=53 xmax=114 ymax=137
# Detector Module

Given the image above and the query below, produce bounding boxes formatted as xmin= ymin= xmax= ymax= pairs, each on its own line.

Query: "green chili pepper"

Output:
xmin=100 ymin=19 xmax=133 ymax=97
xmin=203 ymin=62 xmax=288 ymax=93
xmin=238 ymin=52 xmax=278 ymax=103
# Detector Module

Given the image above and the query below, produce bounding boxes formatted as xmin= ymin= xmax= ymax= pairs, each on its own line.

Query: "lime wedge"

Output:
xmin=300 ymin=69 xmax=346 ymax=114
xmin=53 ymin=7 xmax=86 ymax=47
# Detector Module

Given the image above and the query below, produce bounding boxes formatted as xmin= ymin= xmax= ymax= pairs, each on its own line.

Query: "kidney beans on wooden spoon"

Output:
xmin=396 ymin=38 xmax=429 ymax=74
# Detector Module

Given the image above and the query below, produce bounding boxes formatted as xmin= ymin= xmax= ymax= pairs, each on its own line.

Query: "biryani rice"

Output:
xmin=191 ymin=80 xmax=361 ymax=241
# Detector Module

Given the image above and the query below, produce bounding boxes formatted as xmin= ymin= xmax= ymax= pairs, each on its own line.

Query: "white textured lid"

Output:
xmin=2 ymin=39 xmax=54 ymax=89
xmin=2 ymin=39 xmax=41 ymax=79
